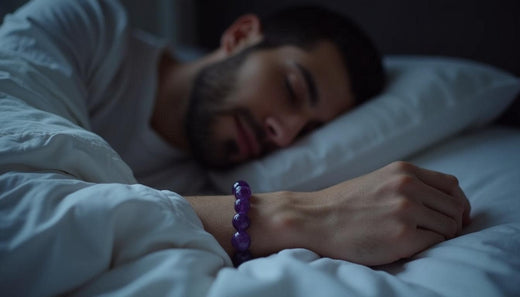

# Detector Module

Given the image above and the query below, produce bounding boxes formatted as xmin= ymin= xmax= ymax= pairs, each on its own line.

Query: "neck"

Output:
xmin=151 ymin=48 xmax=225 ymax=151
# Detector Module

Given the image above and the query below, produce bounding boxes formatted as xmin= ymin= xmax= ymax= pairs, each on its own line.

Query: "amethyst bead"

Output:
xmin=231 ymin=231 xmax=251 ymax=252
xmin=234 ymin=198 xmax=251 ymax=214
xmin=234 ymin=186 xmax=251 ymax=200
xmin=231 ymin=180 xmax=253 ymax=267
xmin=233 ymin=250 xmax=253 ymax=266
xmin=232 ymin=180 xmax=249 ymax=195
xmin=232 ymin=213 xmax=250 ymax=230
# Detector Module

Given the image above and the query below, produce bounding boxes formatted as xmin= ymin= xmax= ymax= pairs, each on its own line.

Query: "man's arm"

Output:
xmin=0 ymin=0 xmax=129 ymax=128
xmin=187 ymin=161 xmax=471 ymax=266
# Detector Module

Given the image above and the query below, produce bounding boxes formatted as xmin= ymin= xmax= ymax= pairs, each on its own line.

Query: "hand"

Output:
xmin=272 ymin=161 xmax=471 ymax=266
xmin=187 ymin=161 xmax=470 ymax=266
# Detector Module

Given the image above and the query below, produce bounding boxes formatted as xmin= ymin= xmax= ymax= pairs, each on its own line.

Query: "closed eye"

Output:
xmin=284 ymin=76 xmax=298 ymax=106
xmin=296 ymin=63 xmax=319 ymax=107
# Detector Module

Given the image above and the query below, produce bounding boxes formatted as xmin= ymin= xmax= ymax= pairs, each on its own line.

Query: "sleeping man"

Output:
xmin=0 ymin=0 xmax=471 ymax=294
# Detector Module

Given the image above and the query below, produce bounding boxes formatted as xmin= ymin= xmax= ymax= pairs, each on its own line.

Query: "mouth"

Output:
xmin=234 ymin=114 xmax=261 ymax=160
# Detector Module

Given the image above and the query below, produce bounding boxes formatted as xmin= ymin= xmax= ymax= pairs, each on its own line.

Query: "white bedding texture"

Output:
xmin=1 ymin=0 xmax=520 ymax=296
xmin=212 ymin=127 xmax=520 ymax=297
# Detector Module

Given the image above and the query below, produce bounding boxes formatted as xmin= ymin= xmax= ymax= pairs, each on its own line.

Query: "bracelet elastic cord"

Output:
xmin=231 ymin=180 xmax=253 ymax=266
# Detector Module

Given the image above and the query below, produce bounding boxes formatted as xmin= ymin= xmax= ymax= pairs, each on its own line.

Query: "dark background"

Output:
xmin=2 ymin=0 xmax=519 ymax=76
xmin=192 ymin=0 xmax=520 ymax=76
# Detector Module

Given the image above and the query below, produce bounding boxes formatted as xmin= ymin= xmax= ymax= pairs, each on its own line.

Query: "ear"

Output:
xmin=220 ymin=14 xmax=263 ymax=54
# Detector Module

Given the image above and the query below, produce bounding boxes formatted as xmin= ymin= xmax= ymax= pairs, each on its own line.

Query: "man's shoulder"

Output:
xmin=4 ymin=0 xmax=129 ymax=31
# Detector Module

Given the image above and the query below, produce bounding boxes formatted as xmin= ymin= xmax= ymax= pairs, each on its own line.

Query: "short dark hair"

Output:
xmin=254 ymin=6 xmax=385 ymax=105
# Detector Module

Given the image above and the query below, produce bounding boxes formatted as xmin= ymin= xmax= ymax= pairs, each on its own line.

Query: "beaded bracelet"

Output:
xmin=231 ymin=180 xmax=253 ymax=266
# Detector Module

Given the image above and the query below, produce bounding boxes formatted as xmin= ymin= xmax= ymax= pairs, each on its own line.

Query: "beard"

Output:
xmin=185 ymin=48 xmax=264 ymax=169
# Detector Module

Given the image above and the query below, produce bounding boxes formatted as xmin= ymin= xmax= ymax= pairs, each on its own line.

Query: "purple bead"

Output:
xmin=232 ymin=213 xmax=250 ymax=230
xmin=231 ymin=231 xmax=251 ymax=252
xmin=230 ymin=180 xmax=253 ymax=266
xmin=233 ymin=250 xmax=253 ymax=266
xmin=232 ymin=180 xmax=249 ymax=195
xmin=234 ymin=198 xmax=251 ymax=214
xmin=234 ymin=186 xmax=251 ymax=200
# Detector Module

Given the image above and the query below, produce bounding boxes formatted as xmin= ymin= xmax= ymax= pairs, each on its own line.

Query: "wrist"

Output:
xmin=248 ymin=191 xmax=315 ymax=256
xmin=186 ymin=190 xmax=317 ymax=260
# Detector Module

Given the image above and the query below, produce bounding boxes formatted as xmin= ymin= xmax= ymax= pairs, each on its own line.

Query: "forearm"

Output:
xmin=186 ymin=162 xmax=471 ymax=266
xmin=185 ymin=191 xmax=310 ymax=258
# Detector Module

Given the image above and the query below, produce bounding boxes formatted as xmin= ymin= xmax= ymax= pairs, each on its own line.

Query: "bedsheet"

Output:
xmin=2 ymin=82 xmax=519 ymax=296
xmin=211 ymin=127 xmax=520 ymax=297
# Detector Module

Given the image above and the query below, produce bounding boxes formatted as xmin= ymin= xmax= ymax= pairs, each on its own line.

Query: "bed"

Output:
xmin=1 ymin=0 xmax=519 ymax=296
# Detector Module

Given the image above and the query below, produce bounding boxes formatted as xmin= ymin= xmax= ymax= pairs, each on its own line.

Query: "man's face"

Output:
xmin=186 ymin=41 xmax=354 ymax=168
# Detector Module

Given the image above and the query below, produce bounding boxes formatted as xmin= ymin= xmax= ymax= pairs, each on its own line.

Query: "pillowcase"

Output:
xmin=208 ymin=56 xmax=520 ymax=193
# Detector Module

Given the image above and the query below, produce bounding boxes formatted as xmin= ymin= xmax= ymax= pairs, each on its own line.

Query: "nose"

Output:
xmin=264 ymin=114 xmax=306 ymax=148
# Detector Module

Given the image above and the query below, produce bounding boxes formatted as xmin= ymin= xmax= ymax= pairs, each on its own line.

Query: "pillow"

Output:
xmin=208 ymin=56 xmax=520 ymax=193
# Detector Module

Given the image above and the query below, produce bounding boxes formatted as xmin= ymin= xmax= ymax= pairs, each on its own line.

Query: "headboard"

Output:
xmin=191 ymin=0 xmax=520 ymax=77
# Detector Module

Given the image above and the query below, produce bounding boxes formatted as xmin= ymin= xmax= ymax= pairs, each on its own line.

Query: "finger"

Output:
xmin=398 ymin=163 xmax=470 ymax=219
xmin=412 ymin=166 xmax=460 ymax=196
xmin=408 ymin=228 xmax=446 ymax=257
xmin=399 ymin=176 xmax=464 ymax=234
xmin=412 ymin=167 xmax=471 ymax=231
xmin=463 ymin=201 xmax=471 ymax=226
xmin=413 ymin=203 xmax=458 ymax=239
xmin=415 ymin=182 xmax=462 ymax=219
xmin=418 ymin=183 xmax=464 ymax=234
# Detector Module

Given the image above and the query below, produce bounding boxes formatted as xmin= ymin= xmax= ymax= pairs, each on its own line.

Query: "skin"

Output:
xmin=190 ymin=162 xmax=471 ymax=265
xmin=151 ymin=14 xmax=471 ymax=266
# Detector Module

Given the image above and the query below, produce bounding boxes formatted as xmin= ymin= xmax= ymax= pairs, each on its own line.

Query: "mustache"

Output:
xmin=237 ymin=107 xmax=266 ymax=146
xmin=218 ymin=106 xmax=271 ymax=154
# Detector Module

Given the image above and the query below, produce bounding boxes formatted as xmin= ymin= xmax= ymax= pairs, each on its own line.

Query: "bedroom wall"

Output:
xmin=1 ymin=0 xmax=519 ymax=76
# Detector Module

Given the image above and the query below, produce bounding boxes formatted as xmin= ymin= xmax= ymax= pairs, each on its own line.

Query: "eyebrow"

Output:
xmin=295 ymin=63 xmax=319 ymax=107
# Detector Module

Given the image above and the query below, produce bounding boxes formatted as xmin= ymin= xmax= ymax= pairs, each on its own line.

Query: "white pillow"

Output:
xmin=208 ymin=56 xmax=520 ymax=193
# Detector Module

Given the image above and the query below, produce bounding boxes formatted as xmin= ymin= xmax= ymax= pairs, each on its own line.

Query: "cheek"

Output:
xmin=233 ymin=81 xmax=285 ymax=118
xmin=210 ymin=114 xmax=240 ymax=154
xmin=233 ymin=59 xmax=284 ymax=110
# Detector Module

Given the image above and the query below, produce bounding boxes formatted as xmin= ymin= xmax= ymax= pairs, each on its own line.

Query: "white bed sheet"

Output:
xmin=68 ymin=127 xmax=520 ymax=297
xmin=1 ymin=70 xmax=519 ymax=297
xmin=203 ymin=126 xmax=520 ymax=297
xmin=2 ymin=90 xmax=518 ymax=297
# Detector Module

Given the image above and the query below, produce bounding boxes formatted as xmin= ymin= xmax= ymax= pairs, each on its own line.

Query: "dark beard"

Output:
xmin=185 ymin=48 xmax=254 ymax=169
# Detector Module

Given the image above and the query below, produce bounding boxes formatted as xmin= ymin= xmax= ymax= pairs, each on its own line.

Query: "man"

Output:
xmin=148 ymin=4 xmax=470 ymax=264
xmin=89 ymin=4 xmax=385 ymax=193
xmin=151 ymin=6 xmax=384 ymax=170
xmin=0 ymin=0 xmax=470 ymax=294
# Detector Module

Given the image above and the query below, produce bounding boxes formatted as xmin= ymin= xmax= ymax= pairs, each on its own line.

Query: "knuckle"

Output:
xmin=389 ymin=161 xmax=414 ymax=172
xmin=445 ymin=174 xmax=460 ymax=189
xmin=395 ymin=196 xmax=414 ymax=212
xmin=393 ymin=221 xmax=414 ymax=240
xmin=390 ymin=175 xmax=416 ymax=194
